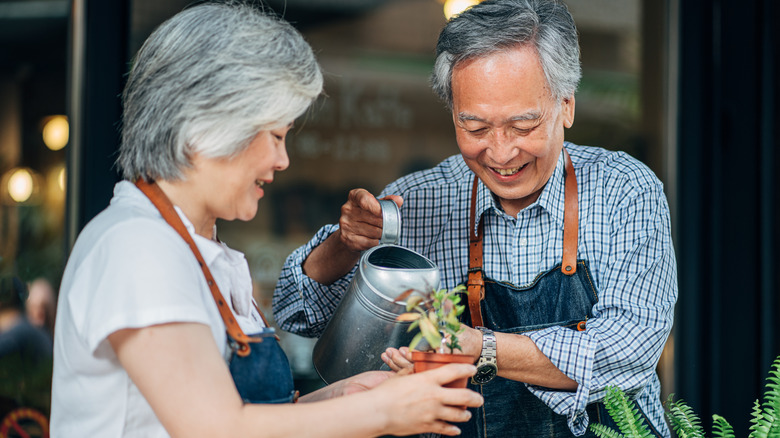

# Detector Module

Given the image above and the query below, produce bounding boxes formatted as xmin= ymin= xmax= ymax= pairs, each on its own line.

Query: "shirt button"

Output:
xmin=518 ymin=237 xmax=527 ymax=246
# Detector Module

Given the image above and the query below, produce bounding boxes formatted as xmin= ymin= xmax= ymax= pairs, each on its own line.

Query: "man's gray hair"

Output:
xmin=431 ymin=0 xmax=581 ymax=108
xmin=118 ymin=2 xmax=323 ymax=181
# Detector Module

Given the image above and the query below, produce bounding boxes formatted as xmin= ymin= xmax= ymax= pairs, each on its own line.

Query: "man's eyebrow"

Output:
xmin=508 ymin=112 xmax=542 ymax=122
xmin=457 ymin=113 xmax=485 ymax=123
xmin=457 ymin=112 xmax=542 ymax=123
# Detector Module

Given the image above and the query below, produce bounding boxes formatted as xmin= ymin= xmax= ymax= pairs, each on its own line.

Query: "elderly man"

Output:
xmin=274 ymin=0 xmax=677 ymax=436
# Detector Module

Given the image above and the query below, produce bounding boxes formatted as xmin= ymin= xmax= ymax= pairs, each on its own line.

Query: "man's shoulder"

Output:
xmin=567 ymin=143 xmax=663 ymax=190
xmin=385 ymin=154 xmax=471 ymax=196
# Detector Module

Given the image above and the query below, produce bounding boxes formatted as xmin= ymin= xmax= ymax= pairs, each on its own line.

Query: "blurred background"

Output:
xmin=0 ymin=0 xmax=777 ymax=435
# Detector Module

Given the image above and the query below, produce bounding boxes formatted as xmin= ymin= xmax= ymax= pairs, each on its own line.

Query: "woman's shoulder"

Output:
xmin=67 ymin=184 xmax=194 ymax=278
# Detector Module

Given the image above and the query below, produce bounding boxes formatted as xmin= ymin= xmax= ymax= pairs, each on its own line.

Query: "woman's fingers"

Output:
xmin=424 ymin=363 xmax=477 ymax=387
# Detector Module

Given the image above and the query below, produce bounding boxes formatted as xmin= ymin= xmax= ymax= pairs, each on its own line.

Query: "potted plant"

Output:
xmin=395 ymin=284 xmax=473 ymax=388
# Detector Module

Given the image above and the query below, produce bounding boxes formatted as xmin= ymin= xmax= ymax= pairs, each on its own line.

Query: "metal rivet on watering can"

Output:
xmin=378 ymin=200 xmax=401 ymax=245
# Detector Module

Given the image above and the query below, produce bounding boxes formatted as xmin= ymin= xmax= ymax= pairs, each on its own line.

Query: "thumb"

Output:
xmin=424 ymin=363 xmax=477 ymax=385
xmin=380 ymin=194 xmax=404 ymax=209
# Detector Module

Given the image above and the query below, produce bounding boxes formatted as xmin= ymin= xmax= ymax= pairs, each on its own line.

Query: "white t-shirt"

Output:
xmin=50 ymin=181 xmax=266 ymax=437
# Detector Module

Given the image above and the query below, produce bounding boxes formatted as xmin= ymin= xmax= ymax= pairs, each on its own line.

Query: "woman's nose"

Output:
xmin=276 ymin=143 xmax=290 ymax=171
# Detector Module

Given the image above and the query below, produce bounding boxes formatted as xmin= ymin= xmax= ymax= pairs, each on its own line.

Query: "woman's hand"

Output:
xmin=381 ymin=346 xmax=414 ymax=372
xmin=300 ymin=370 xmax=398 ymax=402
xmin=372 ymin=363 xmax=483 ymax=437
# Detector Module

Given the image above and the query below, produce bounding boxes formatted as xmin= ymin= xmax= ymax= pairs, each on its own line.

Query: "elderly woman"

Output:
xmin=50 ymin=3 xmax=482 ymax=437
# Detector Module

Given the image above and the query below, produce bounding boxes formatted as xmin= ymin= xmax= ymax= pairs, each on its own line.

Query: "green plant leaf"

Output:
xmin=590 ymin=422 xmax=626 ymax=438
xmin=419 ymin=315 xmax=442 ymax=348
xmin=713 ymin=414 xmax=735 ymax=438
xmin=405 ymin=295 xmax=424 ymax=311
xmin=396 ymin=312 xmax=421 ymax=322
xmin=409 ymin=333 xmax=424 ymax=351
xmin=666 ymin=394 xmax=705 ymax=438
xmin=601 ymin=387 xmax=654 ymax=438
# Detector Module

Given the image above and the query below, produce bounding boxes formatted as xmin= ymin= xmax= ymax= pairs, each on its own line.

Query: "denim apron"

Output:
xmin=136 ymin=180 xmax=297 ymax=405
xmin=457 ymin=151 xmax=660 ymax=438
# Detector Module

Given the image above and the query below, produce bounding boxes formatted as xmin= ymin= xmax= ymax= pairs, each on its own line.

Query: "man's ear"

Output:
xmin=562 ymin=96 xmax=575 ymax=128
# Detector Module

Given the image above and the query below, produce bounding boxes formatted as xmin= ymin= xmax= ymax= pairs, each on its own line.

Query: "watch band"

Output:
xmin=472 ymin=326 xmax=498 ymax=384
xmin=477 ymin=327 xmax=497 ymax=366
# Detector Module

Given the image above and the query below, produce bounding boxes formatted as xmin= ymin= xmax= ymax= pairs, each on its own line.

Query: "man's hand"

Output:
xmin=336 ymin=189 xmax=403 ymax=252
xmin=301 ymin=189 xmax=403 ymax=285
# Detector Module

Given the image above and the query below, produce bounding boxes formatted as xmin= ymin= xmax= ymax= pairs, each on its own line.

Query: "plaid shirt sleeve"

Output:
xmin=271 ymin=224 xmax=357 ymax=337
xmin=525 ymin=155 xmax=677 ymax=435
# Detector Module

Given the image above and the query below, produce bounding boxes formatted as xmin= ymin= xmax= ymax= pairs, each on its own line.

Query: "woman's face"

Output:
xmin=188 ymin=125 xmax=291 ymax=224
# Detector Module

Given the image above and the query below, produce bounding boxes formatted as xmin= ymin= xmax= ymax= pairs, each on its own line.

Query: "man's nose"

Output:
xmin=488 ymin=129 xmax=520 ymax=163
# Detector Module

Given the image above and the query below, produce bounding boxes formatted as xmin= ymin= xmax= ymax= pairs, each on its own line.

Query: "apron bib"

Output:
xmin=228 ymin=329 xmax=297 ymax=404
xmin=136 ymin=180 xmax=296 ymax=405
xmin=457 ymin=150 xmax=660 ymax=438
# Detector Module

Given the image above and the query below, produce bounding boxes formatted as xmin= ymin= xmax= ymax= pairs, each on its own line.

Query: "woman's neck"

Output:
xmin=155 ymin=179 xmax=216 ymax=239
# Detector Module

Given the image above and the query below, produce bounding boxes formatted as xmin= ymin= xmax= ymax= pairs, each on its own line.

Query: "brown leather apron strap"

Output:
xmin=135 ymin=179 xmax=259 ymax=357
xmin=466 ymin=148 xmax=580 ymax=326
xmin=561 ymin=148 xmax=578 ymax=275
xmin=467 ymin=175 xmax=485 ymax=327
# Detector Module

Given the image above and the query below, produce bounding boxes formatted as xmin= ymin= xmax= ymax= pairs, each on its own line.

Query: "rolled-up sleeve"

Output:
xmin=272 ymin=224 xmax=357 ymax=337
xmin=525 ymin=184 xmax=677 ymax=435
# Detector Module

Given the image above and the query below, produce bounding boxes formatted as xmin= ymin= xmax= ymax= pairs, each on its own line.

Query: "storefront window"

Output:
xmin=0 ymin=0 xmax=673 ymax=424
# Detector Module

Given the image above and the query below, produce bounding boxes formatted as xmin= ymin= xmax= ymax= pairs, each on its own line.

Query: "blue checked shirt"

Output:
xmin=273 ymin=143 xmax=677 ymax=436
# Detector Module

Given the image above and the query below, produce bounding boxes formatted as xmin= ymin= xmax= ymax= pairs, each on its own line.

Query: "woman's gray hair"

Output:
xmin=431 ymin=0 xmax=581 ymax=108
xmin=118 ymin=1 xmax=323 ymax=181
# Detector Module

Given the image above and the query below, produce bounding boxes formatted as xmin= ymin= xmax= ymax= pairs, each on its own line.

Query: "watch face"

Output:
xmin=473 ymin=364 xmax=497 ymax=384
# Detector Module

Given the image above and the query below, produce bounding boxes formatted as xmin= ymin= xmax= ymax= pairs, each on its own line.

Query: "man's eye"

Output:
xmin=468 ymin=128 xmax=487 ymax=135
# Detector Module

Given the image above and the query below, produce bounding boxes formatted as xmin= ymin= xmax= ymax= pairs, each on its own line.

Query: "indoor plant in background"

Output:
xmin=395 ymin=284 xmax=473 ymax=388
xmin=589 ymin=355 xmax=780 ymax=438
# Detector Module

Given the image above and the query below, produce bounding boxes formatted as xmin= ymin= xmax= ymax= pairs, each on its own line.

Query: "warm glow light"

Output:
xmin=443 ymin=0 xmax=480 ymax=20
xmin=58 ymin=166 xmax=66 ymax=192
xmin=8 ymin=168 xmax=34 ymax=203
xmin=42 ymin=115 xmax=69 ymax=151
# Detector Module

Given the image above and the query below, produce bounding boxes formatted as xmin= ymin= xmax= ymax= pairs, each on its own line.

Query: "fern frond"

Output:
xmin=712 ymin=414 xmax=735 ymax=438
xmin=749 ymin=356 xmax=780 ymax=438
xmin=601 ymin=386 xmax=654 ymax=438
xmin=749 ymin=399 xmax=771 ymax=438
xmin=764 ymin=360 xmax=780 ymax=421
xmin=590 ymin=422 xmax=625 ymax=438
xmin=666 ymin=394 xmax=705 ymax=438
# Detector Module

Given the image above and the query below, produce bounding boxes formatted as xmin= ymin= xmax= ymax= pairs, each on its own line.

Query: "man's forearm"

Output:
xmin=301 ymin=230 xmax=362 ymax=285
xmin=496 ymin=333 xmax=578 ymax=390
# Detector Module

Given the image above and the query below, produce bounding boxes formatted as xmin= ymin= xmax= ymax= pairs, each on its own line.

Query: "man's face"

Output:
xmin=451 ymin=45 xmax=575 ymax=217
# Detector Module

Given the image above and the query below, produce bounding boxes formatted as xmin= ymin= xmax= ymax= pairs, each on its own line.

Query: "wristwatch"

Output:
xmin=472 ymin=326 xmax=498 ymax=385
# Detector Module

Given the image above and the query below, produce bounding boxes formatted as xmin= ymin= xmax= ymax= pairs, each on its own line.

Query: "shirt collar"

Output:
xmin=471 ymin=147 xmax=568 ymax=232
xmin=534 ymin=148 xmax=567 ymax=227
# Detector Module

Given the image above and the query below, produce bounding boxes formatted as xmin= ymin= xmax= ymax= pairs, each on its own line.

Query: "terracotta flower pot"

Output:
xmin=410 ymin=351 xmax=473 ymax=388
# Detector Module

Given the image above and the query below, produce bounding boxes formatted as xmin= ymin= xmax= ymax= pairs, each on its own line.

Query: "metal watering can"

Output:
xmin=312 ymin=200 xmax=440 ymax=384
